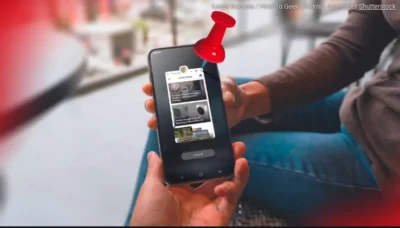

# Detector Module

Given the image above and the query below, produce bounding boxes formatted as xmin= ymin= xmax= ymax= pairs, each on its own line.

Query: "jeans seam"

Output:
xmin=248 ymin=161 xmax=380 ymax=191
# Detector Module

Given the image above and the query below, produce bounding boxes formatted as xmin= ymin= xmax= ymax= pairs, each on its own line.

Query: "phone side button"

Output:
xmin=181 ymin=149 xmax=215 ymax=160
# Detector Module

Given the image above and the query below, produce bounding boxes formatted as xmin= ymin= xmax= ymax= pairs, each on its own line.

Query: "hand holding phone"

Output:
xmin=130 ymin=143 xmax=249 ymax=226
xmin=147 ymin=45 xmax=240 ymax=185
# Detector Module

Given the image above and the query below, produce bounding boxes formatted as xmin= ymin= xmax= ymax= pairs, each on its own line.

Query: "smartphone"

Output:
xmin=148 ymin=45 xmax=235 ymax=185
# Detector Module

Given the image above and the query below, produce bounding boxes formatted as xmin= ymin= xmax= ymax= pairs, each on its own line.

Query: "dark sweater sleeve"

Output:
xmin=255 ymin=0 xmax=397 ymax=114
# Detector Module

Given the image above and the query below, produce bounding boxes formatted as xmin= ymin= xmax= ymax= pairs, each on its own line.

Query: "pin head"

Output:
xmin=193 ymin=11 xmax=236 ymax=63
xmin=211 ymin=11 xmax=236 ymax=28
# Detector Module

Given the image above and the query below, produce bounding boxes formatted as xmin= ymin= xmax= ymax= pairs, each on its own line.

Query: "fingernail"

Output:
xmin=225 ymin=91 xmax=235 ymax=102
xmin=144 ymin=100 xmax=148 ymax=111
xmin=147 ymin=152 xmax=154 ymax=163
xmin=221 ymin=76 xmax=229 ymax=81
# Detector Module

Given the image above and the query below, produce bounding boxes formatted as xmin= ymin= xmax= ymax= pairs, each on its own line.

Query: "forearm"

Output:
xmin=244 ymin=5 xmax=395 ymax=116
xmin=255 ymin=43 xmax=357 ymax=114
xmin=238 ymin=42 xmax=359 ymax=120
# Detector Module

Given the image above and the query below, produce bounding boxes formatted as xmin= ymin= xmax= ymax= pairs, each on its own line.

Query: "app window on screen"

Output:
xmin=165 ymin=66 xmax=216 ymax=143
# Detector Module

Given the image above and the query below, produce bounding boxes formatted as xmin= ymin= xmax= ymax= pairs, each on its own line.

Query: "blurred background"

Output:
xmin=0 ymin=0 xmax=360 ymax=225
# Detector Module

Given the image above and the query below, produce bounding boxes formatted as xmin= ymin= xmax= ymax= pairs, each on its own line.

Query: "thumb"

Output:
xmin=144 ymin=151 xmax=164 ymax=185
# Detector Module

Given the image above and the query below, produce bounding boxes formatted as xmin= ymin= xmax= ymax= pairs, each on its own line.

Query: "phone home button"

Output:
xmin=181 ymin=149 xmax=215 ymax=160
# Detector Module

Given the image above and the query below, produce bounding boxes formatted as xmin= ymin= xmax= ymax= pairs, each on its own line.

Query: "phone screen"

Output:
xmin=166 ymin=67 xmax=215 ymax=143
xmin=149 ymin=45 xmax=234 ymax=185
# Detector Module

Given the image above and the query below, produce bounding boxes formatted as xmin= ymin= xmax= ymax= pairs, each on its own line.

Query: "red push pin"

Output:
xmin=194 ymin=11 xmax=236 ymax=64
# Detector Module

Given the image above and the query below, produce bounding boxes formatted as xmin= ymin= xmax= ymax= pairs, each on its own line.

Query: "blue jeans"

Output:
xmin=124 ymin=78 xmax=381 ymax=225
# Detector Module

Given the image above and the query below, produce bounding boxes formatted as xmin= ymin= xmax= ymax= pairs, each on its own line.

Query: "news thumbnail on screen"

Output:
xmin=172 ymin=101 xmax=211 ymax=126
xmin=168 ymin=80 xmax=207 ymax=104
xmin=172 ymin=100 xmax=215 ymax=143
xmin=174 ymin=125 xmax=214 ymax=143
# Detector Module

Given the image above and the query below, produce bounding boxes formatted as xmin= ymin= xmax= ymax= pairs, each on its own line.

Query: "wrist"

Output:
xmin=240 ymin=81 xmax=271 ymax=120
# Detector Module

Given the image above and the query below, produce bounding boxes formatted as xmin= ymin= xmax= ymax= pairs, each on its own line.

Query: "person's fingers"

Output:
xmin=147 ymin=117 xmax=158 ymax=130
xmin=221 ymin=76 xmax=237 ymax=107
xmin=232 ymin=142 xmax=246 ymax=161
xmin=142 ymin=83 xmax=153 ymax=96
xmin=144 ymin=99 xmax=155 ymax=113
xmin=215 ymin=181 xmax=236 ymax=201
xmin=215 ymin=158 xmax=249 ymax=214
xmin=223 ymin=91 xmax=235 ymax=106
xmin=144 ymin=151 xmax=164 ymax=186
xmin=215 ymin=158 xmax=249 ymax=199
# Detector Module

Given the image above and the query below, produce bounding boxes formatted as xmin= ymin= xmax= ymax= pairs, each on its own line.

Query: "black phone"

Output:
xmin=148 ymin=45 xmax=235 ymax=185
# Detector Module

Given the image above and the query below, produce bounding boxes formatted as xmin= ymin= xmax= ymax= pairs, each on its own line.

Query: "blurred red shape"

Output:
xmin=193 ymin=11 xmax=236 ymax=63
